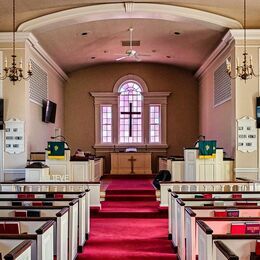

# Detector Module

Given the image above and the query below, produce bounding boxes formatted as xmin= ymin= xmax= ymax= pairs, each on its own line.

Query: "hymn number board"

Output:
xmin=5 ymin=118 xmax=25 ymax=154
xmin=237 ymin=116 xmax=257 ymax=152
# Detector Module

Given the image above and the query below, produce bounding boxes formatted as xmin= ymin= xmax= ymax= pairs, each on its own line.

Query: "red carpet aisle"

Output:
xmin=77 ymin=176 xmax=177 ymax=260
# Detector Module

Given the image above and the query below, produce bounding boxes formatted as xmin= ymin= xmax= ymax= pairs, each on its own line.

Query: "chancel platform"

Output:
xmin=111 ymin=152 xmax=152 ymax=174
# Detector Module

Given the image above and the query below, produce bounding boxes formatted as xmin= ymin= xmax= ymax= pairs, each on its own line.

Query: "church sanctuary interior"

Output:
xmin=1 ymin=0 xmax=260 ymax=259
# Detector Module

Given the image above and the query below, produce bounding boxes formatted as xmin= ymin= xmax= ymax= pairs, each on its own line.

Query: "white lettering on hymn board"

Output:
xmin=237 ymin=116 xmax=257 ymax=152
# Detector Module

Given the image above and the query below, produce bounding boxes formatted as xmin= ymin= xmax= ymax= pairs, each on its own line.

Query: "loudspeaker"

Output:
xmin=0 ymin=99 xmax=4 ymax=130
xmin=256 ymin=97 xmax=260 ymax=128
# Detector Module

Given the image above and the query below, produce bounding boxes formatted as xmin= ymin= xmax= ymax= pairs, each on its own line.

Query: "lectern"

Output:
xmin=184 ymin=142 xmax=233 ymax=181
xmin=45 ymin=141 xmax=71 ymax=181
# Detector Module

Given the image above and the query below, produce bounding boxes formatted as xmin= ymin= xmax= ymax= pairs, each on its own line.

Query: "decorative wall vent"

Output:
xmin=29 ymin=60 xmax=47 ymax=105
xmin=214 ymin=61 xmax=231 ymax=106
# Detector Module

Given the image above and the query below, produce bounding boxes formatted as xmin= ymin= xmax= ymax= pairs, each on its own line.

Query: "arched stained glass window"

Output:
xmin=119 ymin=81 xmax=143 ymax=143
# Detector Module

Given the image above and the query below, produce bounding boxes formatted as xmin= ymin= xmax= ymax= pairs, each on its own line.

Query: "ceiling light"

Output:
xmin=0 ymin=0 xmax=32 ymax=85
xmin=226 ymin=0 xmax=258 ymax=81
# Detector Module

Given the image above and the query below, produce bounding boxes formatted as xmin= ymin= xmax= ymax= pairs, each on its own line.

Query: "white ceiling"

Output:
xmin=1 ymin=0 xmax=258 ymax=73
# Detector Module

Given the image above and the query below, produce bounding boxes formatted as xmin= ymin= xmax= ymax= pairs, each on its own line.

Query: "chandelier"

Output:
xmin=0 ymin=0 xmax=32 ymax=84
xmin=226 ymin=0 xmax=257 ymax=81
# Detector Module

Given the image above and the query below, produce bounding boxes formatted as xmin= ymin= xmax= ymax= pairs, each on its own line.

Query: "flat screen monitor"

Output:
xmin=42 ymin=100 xmax=56 ymax=123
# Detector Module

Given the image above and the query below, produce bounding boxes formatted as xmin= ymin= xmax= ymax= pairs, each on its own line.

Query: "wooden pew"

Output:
xmin=0 ymin=240 xmax=32 ymax=260
xmin=160 ymin=180 xmax=257 ymax=207
xmin=214 ymin=241 xmax=239 ymax=260
xmin=0 ymin=195 xmax=86 ymax=251
xmin=0 ymin=205 xmax=76 ymax=260
xmin=0 ymin=181 xmax=101 ymax=208
xmin=197 ymin=219 xmax=260 ymax=260
xmin=172 ymin=196 xmax=260 ymax=260
xmin=0 ymin=190 xmax=90 ymax=240
xmin=0 ymin=210 xmax=68 ymax=260
xmin=0 ymin=220 xmax=55 ymax=260
xmin=185 ymin=206 xmax=260 ymax=260
xmin=168 ymin=190 xmax=260 ymax=239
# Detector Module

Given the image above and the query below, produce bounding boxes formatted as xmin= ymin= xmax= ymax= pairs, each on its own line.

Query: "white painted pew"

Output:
xmin=172 ymin=196 xmax=260 ymax=260
xmin=0 ymin=206 xmax=75 ymax=260
xmin=0 ymin=220 xmax=54 ymax=260
xmin=0 ymin=181 xmax=101 ymax=208
xmin=160 ymin=181 xmax=256 ymax=207
xmin=168 ymin=190 xmax=260 ymax=239
xmin=197 ymin=219 xmax=260 ymax=260
xmin=214 ymin=241 xmax=239 ymax=260
xmin=0 ymin=208 xmax=68 ymax=260
xmin=185 ymin=207 xmax=260 ymax=260
xmin=0 ymin=190 xmax=90 ymax=240
xmin=0 ymin=240 xmax=32 ymax=260
xmin=0 ymin=196 xmax=86 ymax=252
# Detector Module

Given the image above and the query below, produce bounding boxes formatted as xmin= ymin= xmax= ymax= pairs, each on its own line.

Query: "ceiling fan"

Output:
xmin=115 ymin=27 xmax=150 ymax=61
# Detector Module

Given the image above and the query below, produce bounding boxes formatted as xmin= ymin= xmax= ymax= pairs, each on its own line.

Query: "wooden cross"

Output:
xmin=121 ymin=103 xmax=141 ymax=137
xmin=128 ymin=156 xmax=136 ymax=174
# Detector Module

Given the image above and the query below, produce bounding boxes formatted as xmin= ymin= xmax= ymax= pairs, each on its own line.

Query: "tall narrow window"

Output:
xmin=101 ymin=105 xmax=112 ymax=143
xmin=119 ymin=81 xmax=143 ymax=143
xmin=149 ymin=105 xmax=161 ymax=143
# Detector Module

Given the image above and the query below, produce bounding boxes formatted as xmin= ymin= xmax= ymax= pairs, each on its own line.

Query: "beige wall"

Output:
xmin=235 ymin=44 xmax=259 ymax=170
xmin=26 ymin=44 xmax=65 ymax=155
xmin=0 ymin=42 xmax=27 ymax=169
xmin=199 ymin=45 xmax=235 ymax=158
xmin=65 ymin=63 xmax=199 ymax=172
xmin=0 ymin=38 xmax=65 ymax=172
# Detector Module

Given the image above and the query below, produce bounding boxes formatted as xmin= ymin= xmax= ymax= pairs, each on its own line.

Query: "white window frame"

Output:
xmin=149 ymin=104 xmax=161 ymax=144
xmin=118 ymin=80 xmax=143 ymax=144
xmin=101 ymin=104 xmax=113 ymax=143
xmin=90 ymin=74 xmax=171 ymax=151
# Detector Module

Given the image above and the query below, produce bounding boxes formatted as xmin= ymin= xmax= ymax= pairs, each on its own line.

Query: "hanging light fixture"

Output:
xmin=0 ymin=0 xmax=32 ymax=84
xmin=226 ymin=0 xmax=257 ymax=81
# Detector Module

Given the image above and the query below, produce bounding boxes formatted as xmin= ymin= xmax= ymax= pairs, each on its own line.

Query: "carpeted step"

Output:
xmin=91 ymin=211 xmax=168 ymax=218
xmin=105 ymin=194 xmax=156 ymax=201
xmin=106 ymin=189 xmax=155 ymax=195
xmin=102 ymin=174 xmax=156 ymax=179
xmin=77 ymin=217 xmax=177 ymax=259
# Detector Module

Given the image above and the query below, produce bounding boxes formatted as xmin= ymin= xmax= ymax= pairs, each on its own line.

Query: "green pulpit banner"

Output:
xmin=47 ymin=141 xmax=65 ymax=159
xmin=198 ymin=140 xmax=217 ymax=159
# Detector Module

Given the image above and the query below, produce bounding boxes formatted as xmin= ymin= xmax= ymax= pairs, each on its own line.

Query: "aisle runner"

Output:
xmin=77 ymin=177 xmax=177 ymax=259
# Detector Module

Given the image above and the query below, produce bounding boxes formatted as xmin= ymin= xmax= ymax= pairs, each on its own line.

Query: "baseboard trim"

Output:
xmin=4 ymin=168 xmax=25 ymax=174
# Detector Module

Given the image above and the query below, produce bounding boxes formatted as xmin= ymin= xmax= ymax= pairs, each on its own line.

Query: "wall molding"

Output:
xmin=0 ymin=32 xmax=68 ymax=81
xmin=234 ymin=168 xmax=258 ymax=173
xmin=18 ymin=3 xmax=241 ymax=33
xmin=195 ymin=30 xmax=234 ymax=78
xmin=4 ymin=168 xmax=26 ymax=174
